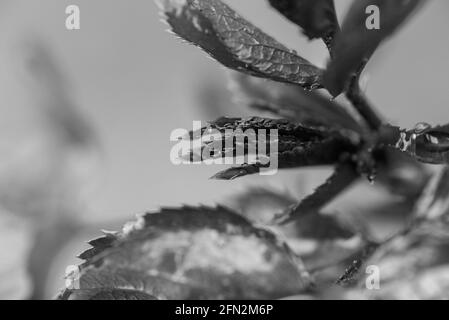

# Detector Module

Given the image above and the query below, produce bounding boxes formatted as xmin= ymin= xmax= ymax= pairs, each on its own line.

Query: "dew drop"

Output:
xmin=368 ymin=173 xmax=376 ymax=184
xmin=414 ymin=122 xmax=432 ymax=135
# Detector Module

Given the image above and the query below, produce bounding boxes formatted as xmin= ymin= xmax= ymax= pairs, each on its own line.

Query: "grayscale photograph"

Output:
xmin=0 ymin=0 xmax=448 ymax=307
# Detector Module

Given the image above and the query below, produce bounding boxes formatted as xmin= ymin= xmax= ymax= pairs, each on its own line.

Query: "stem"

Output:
xmin=322 ymin=29 xmax=384 ymax=132
xmin=345 ymin=61 xmax=385 ymax=131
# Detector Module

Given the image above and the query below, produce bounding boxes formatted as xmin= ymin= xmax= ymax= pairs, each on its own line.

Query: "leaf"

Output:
xmin=323 ymin=0 xmax=425 ymax=96
xmin=27 ymin=216 xmax=82 ymax=299
xmin=274 ymin=163 xmax=359 ymax=224
xmin=212 ymin=163 xmax=265 ymax=180
xmin=268 ymin=0 xmax=339 ymax=48
xmin=61 ymin=289 xmax=157 ymax=301
xmin=294 ymin=213 xmax=356 ymax=241
xmin=211 ymin=136 xmax=355 ymax=180
xmin=228 ymin=187 xmax=297 ymax=225
xmin=0 ymin=213 xmax=32 ymax=300
xmin=291 ymin=213 xmax=362 ymax=273
xmin=390 ymin=123 xmax=449 ymax=165
xmin=375 ymin=148 xmax=430 ymax=198
xmin=229 ymin=73 xmax=364 ymax=134
xmin=341 ymin=176 xmax=449 ymax=298
xmin=414 ymin=167 xmax=449 ymax=221
xmin=59 ymin=206 xmax=311 ymax=300
xmin=356 ymin=222 xmax=449 ymax=299
xmin=226 ymin=185 xmax=364 ymax=283
xmin=185 ymin=117 xmax=359 ymax=179
xmin=157 ymin=0 xmax=322 ymax=89
xmin=338 ymin=169 xmax=449 ymax=291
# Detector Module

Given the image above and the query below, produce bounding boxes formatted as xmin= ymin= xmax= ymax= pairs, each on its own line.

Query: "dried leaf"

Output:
xmin=323 ymin=0 xmax=425 ymax=96
xmin=157 ymin=0 xmax=322 ymax=89
xmin=229 ymin=73 xmax=364 ymax=133
xmin=60 ymin=206 xmax=311 ymax=300
xmin=268 ymin=0 xmax=339 ymax=48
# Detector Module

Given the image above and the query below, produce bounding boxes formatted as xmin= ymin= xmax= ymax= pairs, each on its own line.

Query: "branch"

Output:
xmin=336 ymin=241 xmax=380 ymax=286
xmin=345 ymin=64 xmax=384 ymax=131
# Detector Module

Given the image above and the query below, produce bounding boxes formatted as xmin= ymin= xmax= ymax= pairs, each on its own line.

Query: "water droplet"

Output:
xmin=414 ymin=122 xmax=432 ymax=135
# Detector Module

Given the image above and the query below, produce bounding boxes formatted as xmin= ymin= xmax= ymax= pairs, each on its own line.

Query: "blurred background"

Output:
xmin=0 ymin=0 xmax=448 ymax=299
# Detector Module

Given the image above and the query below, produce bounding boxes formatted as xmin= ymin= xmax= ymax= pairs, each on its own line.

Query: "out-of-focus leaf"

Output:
xmin=268 ymin=0 xmax=339 ymax=49
xmin=390 ymin=123 xmax=449 ymax=165
xmin=294 ymin=213 xmax=355 ymax=241
xmin=414 ymin=167 xmax=449 ymax=221
xmin=301 ymin=236 xmax=367 ymax=284
xmin=212 ymin=164 xmax=265 ymax=180
xmin=157 ymin=0 xmax=322 ymax=89
xmin=185 ymin=117 xmax=359 ymax=179
xmin=60 ymin=206 xmax=311 ymax=300
xmin=211 ymin=136 xmax=354 ymax=180
xmin=227 ymin=187 xmax=362 ymax=280
xmin=62 ymin=289 xmax=157 ymax=300
xmin=337 ymin=168 xmax=449 ymax=290
xmin=355 ymin=222 xmax=449 ymax=299
xmin=27 ymin=216 xmax=82 ymax=300
xmin=274 ymin=163 xmax=359 ymax=224
xmin=229 ymin=73 xmax=364 ymax=134
xmin=323 ymin=0 xmax=425 ymax=96
xmin=341 ymin=171 xmax=449 ymax=298
xmin=287 ymin=217 xmax=365 ymax=285
xmin=375 ymin=148 xmax=430 ymax=198
xmin=0 ymin=42 xmax=101 ymax=299
xmin=0 ymin=213 xmax=32 ymax=300
xmin=229 ymin=187 xmax=296 ymax=224
xmin=356 ymin=199 xmax=416 ymax=240
xmin=0 ymin=42 xmax=100 ymax=221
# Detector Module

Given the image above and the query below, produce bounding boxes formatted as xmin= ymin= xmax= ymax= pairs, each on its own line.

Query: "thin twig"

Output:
xmin=336 ymin=241 xmax=380 ymax=286
xmin=346 ymin=82 xmax=383 ymax=131
xmin=345 ymin=60 xmax=384 ymax=131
